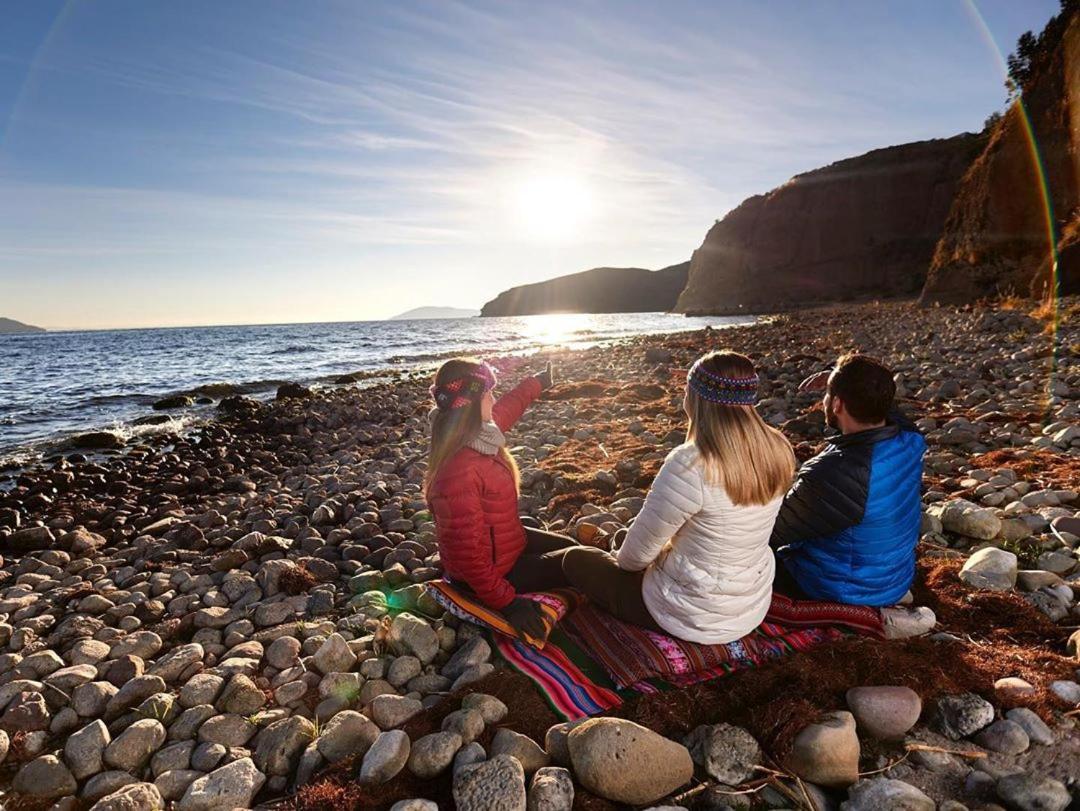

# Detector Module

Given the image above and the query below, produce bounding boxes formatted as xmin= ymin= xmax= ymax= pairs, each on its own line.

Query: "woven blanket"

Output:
xmin=765 ymin=592 xmax=886 ymax=639
xmin=563 ymin=600 xmax=859 ymax=690
xmin=424 ymin=580 xmax=580 ymax=649
xmin=492 ymin=630 xmax=623 ymax=720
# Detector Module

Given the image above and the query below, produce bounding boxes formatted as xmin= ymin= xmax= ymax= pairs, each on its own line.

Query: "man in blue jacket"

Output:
xmin=771 ymin=354 xmax=929 ymax=622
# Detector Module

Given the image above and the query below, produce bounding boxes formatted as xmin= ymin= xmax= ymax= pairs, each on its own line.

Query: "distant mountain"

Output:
xmin=389 ymin=306 xmax=480 ymax=320
xmin=480 ymin=262 xmax=690 ymax=317
xmin=0 ymin=318 xmax=45 ymax=334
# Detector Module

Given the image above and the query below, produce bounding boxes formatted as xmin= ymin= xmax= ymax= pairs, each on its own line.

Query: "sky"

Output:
xmin=0 ymin=0 xmax=1061 ymax=330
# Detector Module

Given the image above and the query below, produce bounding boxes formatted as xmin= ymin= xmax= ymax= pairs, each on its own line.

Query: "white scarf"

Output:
xmin=466 ymin=420 xmax=507 ymax=456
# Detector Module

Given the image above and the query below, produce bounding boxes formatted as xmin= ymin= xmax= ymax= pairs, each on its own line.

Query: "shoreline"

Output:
xmin=0 ymin=299 xmax=1077 ymax=809
xmin=0 ymin=313 xmax=754 ymax=474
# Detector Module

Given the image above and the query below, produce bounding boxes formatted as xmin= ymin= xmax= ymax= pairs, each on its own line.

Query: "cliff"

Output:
xmin=921 ymin=10 xmax=1079 ymax=304
xmin=0 ymin=318 xmax=45 ymax=334
xmin=480 ymin=262 xmax=689 ymax=317
xmin=674 ymin=135 xmax=984 ymax=315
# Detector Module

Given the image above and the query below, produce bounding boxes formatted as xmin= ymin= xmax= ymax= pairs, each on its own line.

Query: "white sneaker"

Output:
xmin=881 ymin=605 xmax=937 ymax=639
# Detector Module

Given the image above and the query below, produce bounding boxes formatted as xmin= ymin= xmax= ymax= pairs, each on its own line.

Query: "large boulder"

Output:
xmin=387 ymin=613 xmax=439 ymax=664
xmin=567 ymin=718 xmax=693 ymax=805
xmin=933 ymin=499 xmax=1002 ymax=541
xmin=254 ymin=716 xmax=315 ymax=776
xmin=12 ymin=754 xmax=78 ymax=799
xmin=315 ymin=710 xmax=379 ymax=763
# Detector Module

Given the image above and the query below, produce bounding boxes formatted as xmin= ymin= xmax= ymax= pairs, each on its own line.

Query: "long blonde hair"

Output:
xmin=424 ymin=357 xmax=519 ymax=496
xmin=685 ymin=351 xmax=795 ymax=506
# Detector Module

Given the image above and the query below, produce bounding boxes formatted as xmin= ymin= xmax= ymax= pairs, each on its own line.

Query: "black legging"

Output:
xmin=505 ymin=526 xmax=579 ymax=593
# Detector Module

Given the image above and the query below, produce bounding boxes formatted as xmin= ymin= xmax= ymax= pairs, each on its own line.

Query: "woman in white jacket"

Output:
xmin=561 ymin=350 xmax=796 ymax=644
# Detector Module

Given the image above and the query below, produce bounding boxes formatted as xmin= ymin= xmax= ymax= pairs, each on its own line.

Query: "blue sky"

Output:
xmin=0 ymin=0 xmax=1059 ymax=329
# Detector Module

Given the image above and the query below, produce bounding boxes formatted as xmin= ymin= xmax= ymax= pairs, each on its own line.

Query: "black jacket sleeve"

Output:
xmin=769 ymin=446 xmax=870 ymax=550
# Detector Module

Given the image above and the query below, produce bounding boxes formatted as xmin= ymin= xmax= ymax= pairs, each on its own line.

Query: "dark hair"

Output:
xmin=827 ymin=354 xmax=895 ymax=424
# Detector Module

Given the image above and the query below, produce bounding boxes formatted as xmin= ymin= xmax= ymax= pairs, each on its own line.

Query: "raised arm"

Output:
xmin=769 ymin=449 xmax=867 ymax=550
xmin=617 ymin=448 xmax=703 ymax=572
xmin=492 ymin=376 xmax=543 ymax=433
xmin=431 ymin=471 xmax=516 ymax=609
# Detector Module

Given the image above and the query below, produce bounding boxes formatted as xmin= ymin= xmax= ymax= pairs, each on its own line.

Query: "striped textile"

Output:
xmin=765 ymin=592 xmax=886 ymax=639
xmin=425 ymin=580 xmax=581 ymax=649
xmin=563 ymin=602 xmax=850 ymax=690
xmin=492 ymin=630 xmax=623 ymax=721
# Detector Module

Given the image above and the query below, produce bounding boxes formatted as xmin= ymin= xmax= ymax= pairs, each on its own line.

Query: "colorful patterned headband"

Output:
xmin=431 ymin=363 xmax=497 ymax=410
xmin=687 ymin=358 xmax=758 ymax=406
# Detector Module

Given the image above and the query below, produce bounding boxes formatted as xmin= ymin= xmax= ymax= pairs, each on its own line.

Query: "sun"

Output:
xmin=512 ymin=172 xmax=595 ymax=241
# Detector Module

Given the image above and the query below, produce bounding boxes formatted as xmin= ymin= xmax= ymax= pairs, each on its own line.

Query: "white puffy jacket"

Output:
xmin=616 ymin=443 xmax=783 ymax=644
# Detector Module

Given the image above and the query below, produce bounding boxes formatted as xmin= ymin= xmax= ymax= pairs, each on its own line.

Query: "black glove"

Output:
xmin=536 ymin=361 xmax=554 ymax=391
xmin=503 ymin=597 xmax=547 ymax=640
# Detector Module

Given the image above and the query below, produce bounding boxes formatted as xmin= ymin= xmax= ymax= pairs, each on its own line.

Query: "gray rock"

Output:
xmin=528 ymin=766 xmax=574 ymax=811
xmin=454 ymin=754 xmax=527 ymax=811
xmin=543 ymin=719 xmax=587 ymax=767
xmin=387 ymin=613 xmax=439 ymax=664
xmin=995 ymin=773 xmax=1070 ymax=811
xmin=490 ymin=728 xmax=551 ymax=776
xmin=839 ymin=778 xmax=934 ymax=810
xmin=786 ymin=711 xmax=860 ymax=788
xmin=179 ymin=675 xmax=224 ymax=709
xmin=453 ymin=741 xmax=487 ymax=776
xmin=442 ymin=707 xmax=485 ymax=743
xmin=845 ymin=686 xmax=922 ymax=741
xmin=151 ymin=741 xmax=195 ymax=777
xmin=104 ymin=719 xmax=167 ymax=772
xmin=147 ymin=644 xmax=204 ymax=683
xmin=254 ymin=715 xmax=315 ymax=776
xmin=462 ymin=692 xmax=508 ymax=724
xmin=935 ymin=499 xmax=1002 ymax=541
xmin=89 ymin=782 xmax=164 ymax=811
xmin=266 ymin=636 xmax=301 ymax=670
xmin=1004 ymin=707 xmax=1053 ymax=745
xmin=154 ymin=770 xmax=203 ymax=802
xmin=959 ymin=547 xmax=1018 ymax=591
xmin=316 ymin=710 xmax=379 ymax=762
xmin=359 ymin=729 xmax=410 ymax=784
xmin=370 ymin=694 xmax=423 ymax=729
xmin=216 ymin=674 xmax=265 ymax=715
xmin=66 ymin=719 xmax=111 ymax=779
xmin=196 ymin=713 xmax=258 ymax=747
xmin=407 ymin=731 xmax=462 ymax=778
xmin=13 ymin=754 xmax=78 ymax=798
xmin=177 ymin=757 xmax=266 ymax=810
xmin=442 ymin=637 xmax=491 ymax=680
xmin=973 ymin=719 xmax=1030 ymax=755
xmin=568 ymin=717 xmax=693 ymax=805
xmin=390 ymin=802 xmax=439 ymax=811
xmin=683 ymin=722 xmax=760 ymax=784
xmin=312 ymin=633 xmax=356 ymax=675
xmin=935 ymin=693 xmax=995 ymax=739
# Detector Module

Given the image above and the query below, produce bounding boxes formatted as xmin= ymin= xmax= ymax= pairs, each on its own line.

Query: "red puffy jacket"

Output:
xmin=427 ymin=377 xmax=542 ymax=609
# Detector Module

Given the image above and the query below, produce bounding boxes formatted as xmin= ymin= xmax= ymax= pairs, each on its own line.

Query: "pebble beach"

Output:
xmin=0 ymin=298 xmax=1079 ymax=810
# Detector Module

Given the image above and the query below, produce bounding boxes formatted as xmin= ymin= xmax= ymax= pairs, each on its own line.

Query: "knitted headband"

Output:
xmin=687 ymin=358 xmax=759 ymax=406
xmin=431 ymin=362 xmax=497 ymax=410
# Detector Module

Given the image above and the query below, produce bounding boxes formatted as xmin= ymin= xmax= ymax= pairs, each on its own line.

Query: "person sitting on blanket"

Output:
xmin=560 ymin=350 xmax=797 ymax=645
xmin=425 ymin=357 xmax=580 ymax=642
xmin=769 ymin=353 xmax=934 ymax=636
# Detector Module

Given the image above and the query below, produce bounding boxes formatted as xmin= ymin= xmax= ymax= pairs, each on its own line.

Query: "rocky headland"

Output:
xmin=0 ymin=298 xmax=1076 ymax=810
xmin=0 ymin=319 xmax=45 ymax=335
xmin=479 ymin=263 xmax=690 ymax=317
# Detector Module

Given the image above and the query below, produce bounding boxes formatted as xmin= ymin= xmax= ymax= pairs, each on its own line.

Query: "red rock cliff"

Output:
xmin=675 ymin=135 xmax=983 ymax=315
xmin=921 ymin=11 xmax=1080 ymax=303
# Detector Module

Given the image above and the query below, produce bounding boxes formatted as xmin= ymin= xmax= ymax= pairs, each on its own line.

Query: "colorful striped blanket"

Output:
xmin=425 ymin=580 xmax=886 ymax=719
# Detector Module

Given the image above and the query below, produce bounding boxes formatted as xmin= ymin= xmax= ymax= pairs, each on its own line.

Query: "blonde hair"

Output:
xmin=424 ymin=357 xmax=519 ymax=496
xmin=685 ymin=351 xmax=795 ymax=506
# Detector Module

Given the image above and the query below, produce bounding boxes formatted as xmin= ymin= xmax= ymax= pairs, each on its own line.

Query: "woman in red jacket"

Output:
xmin=425 ymin=357 xmax=569 ymax=638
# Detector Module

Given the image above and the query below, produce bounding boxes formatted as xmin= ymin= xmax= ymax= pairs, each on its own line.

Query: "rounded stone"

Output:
xmin=785 ymin=711 xmax=860 ymax=788
xmin=845 ymin=686 xmax=922 ymax=741
xmin=406 ymin=731 xmax=462 ymax=779
xmin=453 ymin=754 xmax=526 ymax=811
xmin=359 ymin=729 xmax=410 ymax=784
xmin=682 ymin=722 xmax=760 ymax=784
xmin=567 ymin=717 xmax=693 ymax=805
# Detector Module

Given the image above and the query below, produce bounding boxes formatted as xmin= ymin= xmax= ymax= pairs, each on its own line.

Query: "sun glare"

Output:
xmin=512 ymin=172 xmax=595 ymax=240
